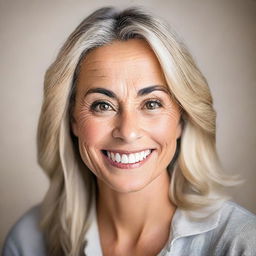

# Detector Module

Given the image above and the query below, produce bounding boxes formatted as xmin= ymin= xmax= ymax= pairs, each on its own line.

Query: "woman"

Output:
xmin=3 ymin=6 xmax=256 ymax=256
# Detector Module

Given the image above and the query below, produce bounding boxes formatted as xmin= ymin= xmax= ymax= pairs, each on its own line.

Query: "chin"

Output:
xmin=103 ymin=175 xmax=155 ymax=194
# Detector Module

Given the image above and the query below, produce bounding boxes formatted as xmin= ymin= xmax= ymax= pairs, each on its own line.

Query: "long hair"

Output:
xmin=37 ymin=6 xmax=238 ymax=256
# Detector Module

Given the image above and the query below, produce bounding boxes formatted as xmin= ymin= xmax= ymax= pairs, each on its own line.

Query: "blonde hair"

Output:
xmin=37 ymin=6 xmax=238 ymax=256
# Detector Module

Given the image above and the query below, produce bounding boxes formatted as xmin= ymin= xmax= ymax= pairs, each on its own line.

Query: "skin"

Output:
xmin=72 ymin=39 xmax=182 ymax=256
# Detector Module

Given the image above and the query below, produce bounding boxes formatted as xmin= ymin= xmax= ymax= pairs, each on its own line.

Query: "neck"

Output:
xmin=96 ymin=170 xmax=176 ymax=242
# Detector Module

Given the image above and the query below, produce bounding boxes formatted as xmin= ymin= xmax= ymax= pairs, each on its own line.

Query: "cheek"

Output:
xmin=75 ymin=117 xmax=112 ymax=173
xmin=80 ymin=121 xmax=101 ymax=145
xmin=76 ymin=115 xmax=112 ymax=147
xmin=145 ymin=113 xmax=180 ymax=143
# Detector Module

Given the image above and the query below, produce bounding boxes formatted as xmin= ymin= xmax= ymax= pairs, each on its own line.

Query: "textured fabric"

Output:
xmin=2 ymin=201 xmax=256 ymax=256
xmin=2 ymin=206 xmax=46 ymax=256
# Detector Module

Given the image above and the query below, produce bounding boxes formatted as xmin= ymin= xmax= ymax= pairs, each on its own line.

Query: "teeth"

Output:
xmin=116 ymin=153 xmax=121 ymax=163
xmin=145 ymin=149 xmax=150 ymax=157
xmin=128 ymin=154 xmax=136 ymax=163
xmin=121 ymin=154 xmax=128 ymax=164
xmin=105 ymin=150 xmax=152 ymax=164
xmin=139 ymin=152 xmax=144 ymax=161
xmin=135 ymin=153 xmax=140 ymax=162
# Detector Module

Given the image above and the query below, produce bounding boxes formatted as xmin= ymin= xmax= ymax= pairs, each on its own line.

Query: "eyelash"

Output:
xmin=90 ymin=100 xmax=115 ymax=112
xmin=143 ymin=99 xmax=163 ymax=110
xmin=90 ymin=99 xmax=163 ymax=113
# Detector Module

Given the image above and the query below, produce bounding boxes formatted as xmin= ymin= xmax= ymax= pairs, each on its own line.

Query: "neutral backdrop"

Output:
xmin=1 ymin=0 xmax=255 ymax=250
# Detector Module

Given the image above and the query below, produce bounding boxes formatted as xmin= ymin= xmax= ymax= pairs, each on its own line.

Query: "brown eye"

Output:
xmin=90 ymin=101 xmax=114 ymax=112
xmin=144 ymin=100 xmax=162 ymax=110
xmin=98 ymin=103 xmax=110 ymax=111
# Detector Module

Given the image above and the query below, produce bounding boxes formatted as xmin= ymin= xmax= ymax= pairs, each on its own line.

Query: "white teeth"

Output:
xmin=121 ymin=154 xmax=128 ymax=163
xmin=116 ymin=153 xmax=121 ymax=163
xmin=135 ymin=153 xmax=140 ymax=162
xmin=145 ymin=150 xmax=150 ymax=157
xmin=105 ymin=150 xmax=152 ymax=164
xmin=128 ymin=154 xmax=136 ymax=163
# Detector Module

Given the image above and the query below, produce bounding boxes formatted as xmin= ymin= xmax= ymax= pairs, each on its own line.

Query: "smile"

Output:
xmin=101 ymin=149 xmax=154 ymax=169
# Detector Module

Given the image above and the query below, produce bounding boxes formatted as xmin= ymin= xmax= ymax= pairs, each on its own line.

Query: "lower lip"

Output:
xmin=101 ymin=151 xmax=154 ymax=169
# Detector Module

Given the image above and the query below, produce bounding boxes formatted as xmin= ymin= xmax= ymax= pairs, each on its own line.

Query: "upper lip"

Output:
xmin=102 ymin=149 xmax=154 ymax=154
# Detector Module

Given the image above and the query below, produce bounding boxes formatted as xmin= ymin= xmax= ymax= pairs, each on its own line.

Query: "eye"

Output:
xmin=144 ymin=100 xmax=163 ymax=110
xmin=90 ymin=101 xmax=115 ymax=112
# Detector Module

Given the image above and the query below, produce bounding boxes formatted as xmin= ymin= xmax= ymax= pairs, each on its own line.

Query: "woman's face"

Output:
xmin=72 ymin=39 xmax=182 ymax=193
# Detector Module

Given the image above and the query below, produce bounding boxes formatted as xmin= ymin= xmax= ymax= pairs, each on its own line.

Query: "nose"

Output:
xmin=112 ymin=110 xmax=142 ymax=143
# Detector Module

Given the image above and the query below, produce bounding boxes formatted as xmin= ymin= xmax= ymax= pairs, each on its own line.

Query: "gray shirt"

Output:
xmin=2 ymin=201 xmax=256 ymax=256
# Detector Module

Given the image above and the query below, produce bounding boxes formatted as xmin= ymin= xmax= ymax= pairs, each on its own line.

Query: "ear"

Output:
xmin=175 ymin=119 xmax=183 ymax=139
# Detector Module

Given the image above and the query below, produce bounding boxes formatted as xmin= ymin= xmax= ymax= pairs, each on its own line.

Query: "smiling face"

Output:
xmin=71 ymin=39 xmax=182 ymax=193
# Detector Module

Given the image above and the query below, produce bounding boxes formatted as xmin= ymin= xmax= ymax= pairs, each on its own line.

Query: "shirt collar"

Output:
xmin=84 ymin=200 xmax=222 ymax=255
xmin=84 ymin=200 xmax=103 ymax=256
xmin=171 ymin=204 xmax=222 ymax=240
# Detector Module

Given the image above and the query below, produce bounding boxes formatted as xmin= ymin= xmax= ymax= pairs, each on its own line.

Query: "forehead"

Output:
xmin=78 ymin=39 xmax=165 ymax=82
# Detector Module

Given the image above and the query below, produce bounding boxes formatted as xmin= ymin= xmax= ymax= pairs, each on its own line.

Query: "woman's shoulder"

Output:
xmin=219 ymin=200 xmax=256 ymax=227
xmin=213 ymin=200 xmax=256 ymax=255
xmin=2 ymin=205 xmax=46 ymax=256
xmin=170 ymin=200 xmax=256 ymax=256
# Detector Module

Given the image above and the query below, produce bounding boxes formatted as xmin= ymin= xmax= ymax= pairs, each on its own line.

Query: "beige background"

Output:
xmin=0 ymin=0 xmax=255 ymax=250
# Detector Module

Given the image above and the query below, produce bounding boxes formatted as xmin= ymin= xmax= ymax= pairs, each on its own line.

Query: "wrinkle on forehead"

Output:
xmin=81 ymin=39 xmax=164 ymax=73
xmin=76 ymin=39 xmax=168 ymax=99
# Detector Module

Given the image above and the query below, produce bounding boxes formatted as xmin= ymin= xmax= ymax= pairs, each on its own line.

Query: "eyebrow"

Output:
xmin=84 ymin=85 xmax=169 ymax=99
xmin=138 ymin=85 xmax=169 ymax=96
xmin=84 ymin=88 xmax=117 ymax=98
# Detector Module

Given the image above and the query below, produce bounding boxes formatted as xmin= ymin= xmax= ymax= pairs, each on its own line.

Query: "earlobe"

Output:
xmin=176 ymin=120 xmax=183 ymax=139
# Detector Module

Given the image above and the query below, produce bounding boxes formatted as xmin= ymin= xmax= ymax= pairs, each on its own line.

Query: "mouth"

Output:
xmin=101 ymin=149 xmax=155 ymax=169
